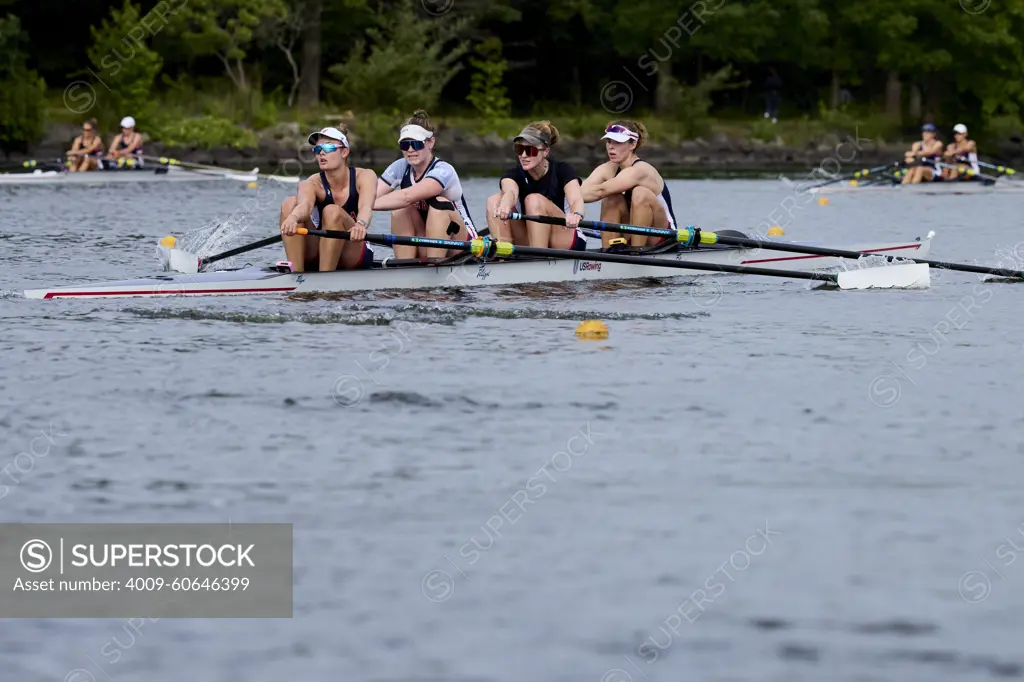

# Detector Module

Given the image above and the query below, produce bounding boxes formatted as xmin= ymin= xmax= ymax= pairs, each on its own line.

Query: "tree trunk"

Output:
xmin=830 ymin=69 xmax=840 ymax=110
xmin=298 ymin=0 xmax=322 ymax=108
xmin=908 ymin=83 xmax=922 ymax=119
xmin=885 ymin=70 xmax=901 ymax=119
xmin=654 ymin=59 xmax=674 ymax=112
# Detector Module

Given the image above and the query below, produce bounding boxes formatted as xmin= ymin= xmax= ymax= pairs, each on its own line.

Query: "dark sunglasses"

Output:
xmin=313 ymin=143 xmax=343 ymax=155
xmin=83 ymin=127 xmax=94 ymax=132
xmin=399 ymin=139 xmax=426 ymax=152
xmin=514 ymin=144 xmax=542 ymax=157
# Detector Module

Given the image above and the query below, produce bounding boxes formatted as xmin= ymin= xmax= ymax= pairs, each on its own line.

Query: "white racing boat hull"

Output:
xmin=0 ymin=167 xmax=258 ymax=186
xmin=24 ymin=234 xmax=935 ymax=300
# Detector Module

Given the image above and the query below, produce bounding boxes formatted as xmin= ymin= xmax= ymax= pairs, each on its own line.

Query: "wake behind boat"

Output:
xmin=24 ymin=232 xmax=935 ymax=299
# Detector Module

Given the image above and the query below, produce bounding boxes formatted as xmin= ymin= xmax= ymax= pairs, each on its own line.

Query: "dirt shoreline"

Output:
xmin=16 ymin=123 xmax=1024 ymax=177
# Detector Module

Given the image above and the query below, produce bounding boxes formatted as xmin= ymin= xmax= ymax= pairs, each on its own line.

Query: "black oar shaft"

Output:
xmin=302 ymin=229 xmax=840 ymax=284
xmin=201 ymin=234 xmax=283 ymax=267
xmin=513 ymin=215 xmax=1024 ymax=280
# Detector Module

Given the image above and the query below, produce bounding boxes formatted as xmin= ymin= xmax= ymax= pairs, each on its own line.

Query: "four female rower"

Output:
xmin=487 ymin=121 xmax=586 ymax=249
xmin=373 ymin=110 xmax=477 ymax=260
xmin=902 ymin=123 xmax=945 ymax=184
xmin=66 ymin=119 xmax=104 ymax=172
xmin=580 ymin=120 xmax=677 ymax=248
xmin=279 ymin=125 xmax=378 ymax=271
xmin=106 ymin=116 xmax=145 ymax=168
xmin=942 ymin=123 xmax=980 ymax=180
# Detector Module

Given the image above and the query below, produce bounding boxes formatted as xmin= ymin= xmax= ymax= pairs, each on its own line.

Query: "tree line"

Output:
xmin=1 ymin=0 xmax=1023 ymax=149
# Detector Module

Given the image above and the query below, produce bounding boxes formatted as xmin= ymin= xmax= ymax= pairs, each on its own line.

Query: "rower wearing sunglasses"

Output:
xmin=374 ymin=110 xmax=477 ymax=260
xmin=279 ymin=125 xmax=378 ymax=271
xmin=66 ymin=119 xmax=104 ymax=172
xmin=580 ymin=120 xmax=677 ymax=249
xmin=486 ymin=120 xmax=587 ymax=250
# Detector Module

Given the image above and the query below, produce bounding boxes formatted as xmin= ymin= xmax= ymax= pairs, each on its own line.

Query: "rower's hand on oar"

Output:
xmin=565 ymin=211 xmax=582 ymax=230
xmin=348 ymin=221 xmax=367 ymax=241
xmin=496 ymin=200 xmax=515 ymax=222
xmin=280 ymin=214 xmax=301 ymax=236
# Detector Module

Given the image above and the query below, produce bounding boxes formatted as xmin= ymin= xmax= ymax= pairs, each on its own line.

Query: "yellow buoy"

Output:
xmin=767 ymin=226 xmax=785 ymax=236
xmin=575 ymin=320 xmax=608 ymax=340
xmin=159 ymin=236 xmax=177 ymax=248
xmin=818 ymin=197 xmax=829 ymax=206
xmin=849 ymin=179 xmax=859 ymax=187
xmin=247 ymin=181 xmax=259 ymax=189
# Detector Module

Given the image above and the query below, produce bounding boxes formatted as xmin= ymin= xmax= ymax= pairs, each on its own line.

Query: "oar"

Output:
xmin=934 ymin=161 xmax=998 ymax=184
xmin=295 ymin=228 xmax=929 ymax=290
xmin=513 ymin=214 xmax=1024 ymax=281
xmin=804 ymin=161 xmax=899 ymax=190
xmin=157 ymin=234 xmax=283 ymax=274
xmin=976 ymin=160 xmax=1018 ymax=177
xmin=142 ymin=155 xmax=297 ymax=183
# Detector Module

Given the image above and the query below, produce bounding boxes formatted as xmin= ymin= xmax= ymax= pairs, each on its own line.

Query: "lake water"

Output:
xmin=2 ymin=176 xmax=1024 ymax=682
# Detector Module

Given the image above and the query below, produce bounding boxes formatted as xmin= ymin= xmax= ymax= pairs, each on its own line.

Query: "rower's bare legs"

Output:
xmin=599 ymin=194 xmax=630 ymax=248
xmin=319 ymin=204 xmax=360 ymax=271
xmin=628 ymin=186 xmax=671 ymax=247
xmin=389 ymin=205 xmax=419 ymax=259
xmin=424 ymin=206 xmax=468 ymax=259
xmin=523 ymin=194 xmax=575 ymax=249
xmin=279 ymin=196 xmax=317 ymax=272
xmin=485 ymin=193 xmax=509 ymax=241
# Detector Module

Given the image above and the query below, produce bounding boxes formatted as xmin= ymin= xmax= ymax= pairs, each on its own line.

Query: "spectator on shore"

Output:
xmin=764 ymin=68 xmax=781 ymax=124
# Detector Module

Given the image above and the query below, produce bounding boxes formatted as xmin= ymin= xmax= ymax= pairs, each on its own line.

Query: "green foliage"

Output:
xmin=467 ymin=37 xmax=511 ymax=124
xmin=149 ymin=115 xmax=258 ymax=150
xmin=166 ymin=0 xmax=288 ymax=90
xmin=0 ymin=14 xmax=46 ymax=146
xmin=86 ymin=1 xmax=163 ymax=127
xmin=325 ymin=0 xmax=469 ymax=112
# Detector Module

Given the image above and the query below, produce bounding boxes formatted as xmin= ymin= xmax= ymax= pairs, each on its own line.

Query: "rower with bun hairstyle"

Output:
xmin=580 ymin=120 xmax=678 ymax=248
xmin=374 ymin=110 xmax=477 ymax=260
xmin=487 ymin=120 xmax=587 ymax=250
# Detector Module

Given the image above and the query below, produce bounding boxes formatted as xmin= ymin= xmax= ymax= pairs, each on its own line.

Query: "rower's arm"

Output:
xmin=584 ymin=165 xmax=645 ymax=201
xmin=355 ymin=168 xmax=378 ymax=227
xmin=564 ymin=179 xmax=584 ymax=218
xmin=107 ymin=135 xmax=121 ymax=155
xmin=373 ymin=177 xmax=444 ymax=211
xmin=579 ymin=164 xmax=614 ymax=203
xmin=498 ymin=178 xmax=519 ymax=207
xmin=67 ymin=137 xmax=83 ymax=155
xmin=288 ymin=178 xmax=319 ymax=222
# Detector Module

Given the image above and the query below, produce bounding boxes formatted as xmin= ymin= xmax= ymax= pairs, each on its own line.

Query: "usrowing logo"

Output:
xmin=476 ymin=265 xmax=490 ymax=280
xmin=573 ymin=261 xmax=601 ymax=274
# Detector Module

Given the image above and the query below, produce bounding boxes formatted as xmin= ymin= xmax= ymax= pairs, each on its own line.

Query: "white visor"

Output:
xmin=120 ymin=116 xmax=136 ymax=128
xmin=307 ymin=127 xmax=349 ymax=147
xmin=601 ymin=129 xmax=639 ymax=143
xmin=398 ymin=125 xmax=433 ymax=142
xmin=954 ymin=124 xmax=968 ymax=134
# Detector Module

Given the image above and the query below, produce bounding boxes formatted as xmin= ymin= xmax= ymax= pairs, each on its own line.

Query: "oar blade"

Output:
xmin=157 ymin=244 xmax=201 ymax=274
xmin=835 ymin=263 xmax=930 ymax=290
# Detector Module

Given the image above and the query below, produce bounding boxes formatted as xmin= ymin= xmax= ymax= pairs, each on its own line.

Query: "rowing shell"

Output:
xmin=24 ymin=233 xmax=934 ymax=299
xmin=810 ymin=181 xmax=1024 ymax=195
xmin=0 ymin=166 xmax=259 ymax=186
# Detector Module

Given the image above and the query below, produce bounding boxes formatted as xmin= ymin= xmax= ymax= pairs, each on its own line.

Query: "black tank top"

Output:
xmin=317 ymin=167 xmax=359 ymax=217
